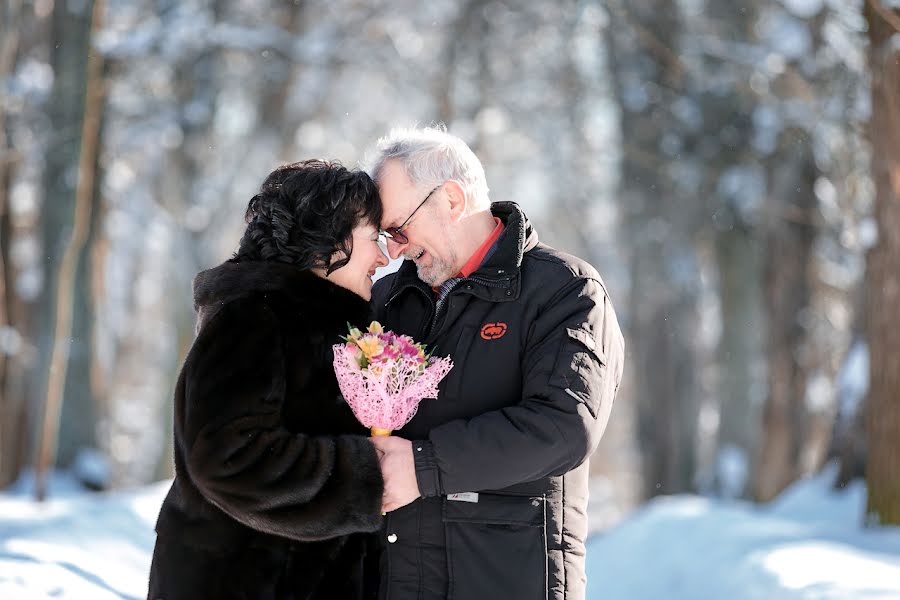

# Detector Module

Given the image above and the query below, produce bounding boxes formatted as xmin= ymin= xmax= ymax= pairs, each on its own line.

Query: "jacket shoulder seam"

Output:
xmin=523 ymin=249 xmax=602 ymax=282
xmin=525 ymin=259 xmax=607 ymax=303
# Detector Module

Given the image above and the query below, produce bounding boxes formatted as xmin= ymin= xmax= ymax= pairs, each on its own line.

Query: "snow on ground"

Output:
xmin=586 ymin=465 xmax=900 ymax=599
xmin=0 ymin=473 xmax=169 ymax=600
xmin=1 ymin=466 xmax=899 ymax=599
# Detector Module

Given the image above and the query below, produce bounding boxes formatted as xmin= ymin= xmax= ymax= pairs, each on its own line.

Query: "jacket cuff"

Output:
xmin=412 ymin=440 xmax=442 ymax=498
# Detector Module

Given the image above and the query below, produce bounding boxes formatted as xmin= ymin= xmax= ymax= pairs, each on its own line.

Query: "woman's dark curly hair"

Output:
xmin=234 ymin=159 xmax=382 ymax=274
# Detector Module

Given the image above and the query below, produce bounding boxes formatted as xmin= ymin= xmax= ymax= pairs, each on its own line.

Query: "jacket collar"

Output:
xmin=477 ymin=201 xmax=538 ymax=280
xmin=193 ymin=259 xmax=370 ymax=318
xmin=387 ymin=201 xmax=538 ymax=301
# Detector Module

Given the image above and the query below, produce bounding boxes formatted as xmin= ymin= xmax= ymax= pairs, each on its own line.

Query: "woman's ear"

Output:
xmin=444 ymin=180 xmax=468 ymax=222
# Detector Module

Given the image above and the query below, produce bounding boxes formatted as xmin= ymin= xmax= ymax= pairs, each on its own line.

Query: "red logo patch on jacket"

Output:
xmin=480 ymin=322 xmax=507 ymax=340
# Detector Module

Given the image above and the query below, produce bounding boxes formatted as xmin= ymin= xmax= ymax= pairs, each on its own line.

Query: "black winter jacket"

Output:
xmin=369 ymin=202 xmax=624 ymax=600
xmin=148 ymin=261 xmax=384 ymax=600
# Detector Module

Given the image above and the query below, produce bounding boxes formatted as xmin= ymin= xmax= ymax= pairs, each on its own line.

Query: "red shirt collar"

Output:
xmin=458 ymin=217 xmax=504 ymax=278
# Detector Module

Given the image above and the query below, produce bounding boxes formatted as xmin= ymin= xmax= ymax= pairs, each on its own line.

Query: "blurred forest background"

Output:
xmin=1 ymin=0 xmax=898 ymax=526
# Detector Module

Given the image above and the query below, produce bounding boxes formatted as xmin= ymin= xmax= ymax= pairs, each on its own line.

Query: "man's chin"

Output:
xmin=415 ymin=264 xmax=442 ymax=287
xmin=415 ymin=265 xmax=435 ymax=286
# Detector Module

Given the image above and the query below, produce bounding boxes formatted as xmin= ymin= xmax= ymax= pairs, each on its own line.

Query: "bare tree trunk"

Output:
xmin=755 ymin=128 xmax=818 ymax=502
xmin=58 ymin=92 xmax=107 ymax=476
xmin=35 ymin=0 xmax=105 ymax=499
xmin=607 ymin=0 xmax=702 ymax=497
xmin=258 ymin=0 xmax=305 ymax=154
xmin=687 ymin=0 xmax=824 ymax=502
xmin=863 ymin=0 xmax=900 ymax=525
xmin=714 ymin=229 xmax=766 ymax=497
xmin=0 ymin=142 xmax=15 ymax=486
xmin=829 ymin=333 xmax=868 ymax=490
xmin=0 ymin=0 xmax=27 ymax=487
xmin=688 ymin=0 xmax=770 ymax=501
xmin=432 ymin=0 xmax=487 ymax=126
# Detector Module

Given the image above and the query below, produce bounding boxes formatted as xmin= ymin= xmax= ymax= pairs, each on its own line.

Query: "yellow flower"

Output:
xmin=367 ymin=321 xmax=384 ymax=334
xmin=356 ymin=336 xmax=384 ymax=359
xmin=347 ymin=327 xmax=363 ymax=341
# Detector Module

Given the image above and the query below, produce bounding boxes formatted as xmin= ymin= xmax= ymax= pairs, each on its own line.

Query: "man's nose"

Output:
xmin=386 ymin=238 xmax=405 ymax=260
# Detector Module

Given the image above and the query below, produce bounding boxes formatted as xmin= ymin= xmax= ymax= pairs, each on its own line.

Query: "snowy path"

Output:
xmin=2 ymin=469 xmax=899 ymax=599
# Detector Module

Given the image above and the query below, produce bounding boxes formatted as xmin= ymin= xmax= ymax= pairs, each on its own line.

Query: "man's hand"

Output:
xmin=369 ymin=435 xmax=420 ymax=513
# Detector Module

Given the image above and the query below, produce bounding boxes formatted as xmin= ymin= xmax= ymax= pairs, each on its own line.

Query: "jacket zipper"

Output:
xmin=467 ymin=275 xmax=511 ymax=289
xmin=433 ymin=279 xmax=463 ymax=325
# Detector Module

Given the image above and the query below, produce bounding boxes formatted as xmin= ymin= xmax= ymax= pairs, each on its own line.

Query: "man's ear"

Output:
xmin=444 ymin=180 xmax=467 ymax=222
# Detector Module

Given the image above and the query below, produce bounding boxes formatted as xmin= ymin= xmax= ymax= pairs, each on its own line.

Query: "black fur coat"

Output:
xmin=148 ymin=260 xmax=384 ymax=600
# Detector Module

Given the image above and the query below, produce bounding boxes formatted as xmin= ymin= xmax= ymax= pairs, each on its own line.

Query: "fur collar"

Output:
xmin=192 ymin=260 xmax=370 ymax=320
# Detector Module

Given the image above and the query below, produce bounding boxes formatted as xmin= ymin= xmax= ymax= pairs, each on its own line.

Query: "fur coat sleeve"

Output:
xmin=179 ymin=295 xmax=384 ymax=541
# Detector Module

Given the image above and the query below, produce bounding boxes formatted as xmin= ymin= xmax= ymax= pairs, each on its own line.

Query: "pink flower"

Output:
xmin=380 ymin=344 xmax=401 ymax=360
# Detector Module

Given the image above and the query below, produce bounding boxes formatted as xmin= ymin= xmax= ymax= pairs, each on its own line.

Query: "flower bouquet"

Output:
xmin=333 ymin=321 xmax=453 ymax=436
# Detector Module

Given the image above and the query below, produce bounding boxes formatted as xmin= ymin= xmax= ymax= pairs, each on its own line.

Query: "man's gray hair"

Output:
xmin=365 ymin=125 xmax=490 ymax=213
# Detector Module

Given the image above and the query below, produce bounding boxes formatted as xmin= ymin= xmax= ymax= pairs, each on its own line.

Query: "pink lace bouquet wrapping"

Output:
xmin=333 ymin=321 xmax=453 ymax=436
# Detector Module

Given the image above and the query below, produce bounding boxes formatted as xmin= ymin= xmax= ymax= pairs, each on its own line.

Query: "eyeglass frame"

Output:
xmin=380 ymin=183 xmax=443 ymax=245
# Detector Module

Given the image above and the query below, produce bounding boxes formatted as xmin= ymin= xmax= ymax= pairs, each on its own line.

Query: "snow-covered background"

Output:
xmin=2 ymin=465 xmax=898 ymax=599
xmin=3 ymin=0 xmax=899 ymax=597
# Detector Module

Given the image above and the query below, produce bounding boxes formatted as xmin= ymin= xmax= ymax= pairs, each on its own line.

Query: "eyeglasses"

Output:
xmin=380 ymin=183 xmax=442 ymax=245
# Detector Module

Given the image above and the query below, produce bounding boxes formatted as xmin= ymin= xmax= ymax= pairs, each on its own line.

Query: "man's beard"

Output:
xmin=416 ymin=252 xmax=457 ymax=287
xmin=414 ymin=223 xmax=458 ymax=287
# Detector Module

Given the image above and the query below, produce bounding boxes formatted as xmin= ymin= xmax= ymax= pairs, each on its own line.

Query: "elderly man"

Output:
xmin=366 ymin=126 xmax=624 ymax=600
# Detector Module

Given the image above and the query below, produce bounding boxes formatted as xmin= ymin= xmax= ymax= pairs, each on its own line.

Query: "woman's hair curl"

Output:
xmin=234 ymin=159 xmax=381 ymax=274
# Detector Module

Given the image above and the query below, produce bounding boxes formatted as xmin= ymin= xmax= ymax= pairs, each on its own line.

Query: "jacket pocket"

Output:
xmin=442 ymin=493 xmax=547 ymax=600
xmin=548 ymin=327 xmax=607 ymax=419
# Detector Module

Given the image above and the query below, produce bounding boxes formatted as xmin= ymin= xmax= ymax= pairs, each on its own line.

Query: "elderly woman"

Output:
xmin=148 ymin=160 xmax=389 ymax=599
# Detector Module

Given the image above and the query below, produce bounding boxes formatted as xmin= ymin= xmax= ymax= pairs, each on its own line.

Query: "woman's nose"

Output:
xmin=375 ymin=244 xmax=390 ymax=267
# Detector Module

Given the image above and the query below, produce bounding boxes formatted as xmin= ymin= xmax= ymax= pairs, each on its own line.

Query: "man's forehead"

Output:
xmin=378 ymin=161 xmax=414 ymax=223
xmin=378 ymin=189 xmax=404 ymax=226
xmin=379 ymin=160 xmax=414 ymax=192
